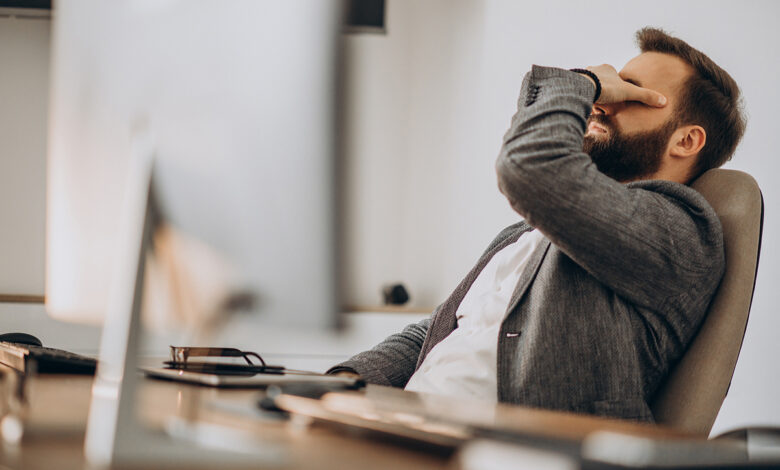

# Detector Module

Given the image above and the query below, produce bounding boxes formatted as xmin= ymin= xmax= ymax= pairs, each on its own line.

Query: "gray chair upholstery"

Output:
xmin=650 ymin=169 xmax=764 ymax=436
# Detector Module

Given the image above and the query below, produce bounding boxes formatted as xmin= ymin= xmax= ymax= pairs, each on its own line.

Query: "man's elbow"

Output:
xmin=495 ymin=153 xmax=530 ymax=217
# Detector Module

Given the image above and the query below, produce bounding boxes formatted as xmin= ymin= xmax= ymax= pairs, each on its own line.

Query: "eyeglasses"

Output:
xmin=165 ymin=346 xmax=284 ymax=376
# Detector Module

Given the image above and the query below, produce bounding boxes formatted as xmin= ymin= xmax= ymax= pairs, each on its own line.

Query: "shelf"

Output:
xmin=0 ymin=294 xmax=45 ymax=304
xmin=344 ymin=305 xmax=433 ymax=314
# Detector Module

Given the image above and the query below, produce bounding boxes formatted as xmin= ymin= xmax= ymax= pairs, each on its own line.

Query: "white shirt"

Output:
xmin=404 ymin=228 xmax=545 ymax=402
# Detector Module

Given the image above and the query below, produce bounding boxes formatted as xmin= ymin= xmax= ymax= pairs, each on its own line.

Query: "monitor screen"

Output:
xmin=47 ymin=0 xmax=343 ymax=331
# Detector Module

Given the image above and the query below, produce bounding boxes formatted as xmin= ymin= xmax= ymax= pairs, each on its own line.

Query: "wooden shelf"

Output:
xmin=0 ymin=294 xmax=44 ymax=304
xmin=344 ymin=305 xmax=433 ymax=314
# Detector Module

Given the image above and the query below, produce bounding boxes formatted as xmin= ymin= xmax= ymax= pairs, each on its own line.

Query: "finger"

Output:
xmin=628 ymin=84 xmax=667 ymax=107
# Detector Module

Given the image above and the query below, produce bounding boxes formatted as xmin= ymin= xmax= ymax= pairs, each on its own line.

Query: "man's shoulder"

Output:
xmin=627 ymin=179 xmax=723 ymax=235
xmin=633 ymin=179 xmax=725 ymax=274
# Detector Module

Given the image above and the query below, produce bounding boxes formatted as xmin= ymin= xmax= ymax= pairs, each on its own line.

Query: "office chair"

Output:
xmin=650 ymin=169 xmax=764 ymax=436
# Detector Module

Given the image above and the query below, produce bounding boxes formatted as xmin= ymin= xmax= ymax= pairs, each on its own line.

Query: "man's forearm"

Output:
xmin=327 ymin=316 xmax=432 ymax=387
xmin=495 ymin=65 xmax=596 ymax=221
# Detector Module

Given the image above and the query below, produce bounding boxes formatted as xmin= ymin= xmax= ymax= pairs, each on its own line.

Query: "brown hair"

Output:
xmin=636 ymin=27 xmax=746 ymax=181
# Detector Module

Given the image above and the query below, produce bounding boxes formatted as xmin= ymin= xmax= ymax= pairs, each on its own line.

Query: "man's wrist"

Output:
xmin=569 ymin=68 xmax=601 ymax=102
xmin=332 ymin=370 xmax=361 ymax=379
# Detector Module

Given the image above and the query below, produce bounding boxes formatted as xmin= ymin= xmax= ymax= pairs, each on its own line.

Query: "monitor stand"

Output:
xmin=83 ymin=135 xmax=286 ymax=467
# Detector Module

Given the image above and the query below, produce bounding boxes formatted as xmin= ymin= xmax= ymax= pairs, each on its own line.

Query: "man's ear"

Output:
xmin=669 ymin=125 xmax=706 ymax=159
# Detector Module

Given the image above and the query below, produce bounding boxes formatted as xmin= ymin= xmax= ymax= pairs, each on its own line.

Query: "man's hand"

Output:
xmin=331 ymin=370 xmax=361 ymax=380
xmin=584 ymin=64 xmax=667 ymax=107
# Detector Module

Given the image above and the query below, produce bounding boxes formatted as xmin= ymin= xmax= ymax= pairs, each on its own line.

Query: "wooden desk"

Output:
xmin=0 ymin=368 xmax=700 ymax=470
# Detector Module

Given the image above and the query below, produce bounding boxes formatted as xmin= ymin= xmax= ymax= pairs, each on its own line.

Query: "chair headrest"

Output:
xmin=651 ymin=168 xmax=763 ymax=436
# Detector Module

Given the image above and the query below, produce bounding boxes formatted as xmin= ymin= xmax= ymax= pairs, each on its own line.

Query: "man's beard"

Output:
xmin=583 ymin=114 xmax=678 ymax=182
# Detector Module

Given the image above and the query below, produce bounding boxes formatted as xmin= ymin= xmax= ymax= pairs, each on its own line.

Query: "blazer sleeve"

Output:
xmin=326 ymin=315 xmax=433 ymax=387
xmin=495 ymin=65 xmax=724 ymax=312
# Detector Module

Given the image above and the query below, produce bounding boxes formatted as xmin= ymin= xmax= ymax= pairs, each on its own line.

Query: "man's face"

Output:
xmin=583 ymin=52 xmax=694 ymax=182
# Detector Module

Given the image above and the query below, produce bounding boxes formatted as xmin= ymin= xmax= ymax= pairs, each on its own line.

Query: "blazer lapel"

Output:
xmin=504 ymin=237 xmax=551 ymax=317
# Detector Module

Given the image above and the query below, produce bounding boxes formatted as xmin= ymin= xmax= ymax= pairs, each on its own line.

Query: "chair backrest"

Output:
xmin=650 ymin=169 xmax=764 ymax=436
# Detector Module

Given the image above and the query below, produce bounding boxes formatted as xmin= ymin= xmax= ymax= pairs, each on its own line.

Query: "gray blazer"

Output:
xmin=331 ymin=66 xmax=725 ymax=422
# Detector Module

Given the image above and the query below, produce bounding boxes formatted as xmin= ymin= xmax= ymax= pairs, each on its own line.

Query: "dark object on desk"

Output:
xmin=144 ymin=366 xmax=365 ymax=389
xmin=150 ymin=345 xmax=366 ymax=388
xmin=0 ymin=341 xmax=96 ymax=375
xmin=382 ymin=283 xmax=410 ymax=305
xmin=163 ymin=360 xmax=285 ymax=376
xmin=0 ymin=332 xmax=43 ymax=347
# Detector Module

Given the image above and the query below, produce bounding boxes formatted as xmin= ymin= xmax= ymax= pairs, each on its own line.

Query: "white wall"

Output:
xmin=342 ymin=0 xmax=517 ymax=310
xmin=1 ymin=0 xmax=779 ymax=438
xmin=0 ymin=14 xmax=48 ymax=296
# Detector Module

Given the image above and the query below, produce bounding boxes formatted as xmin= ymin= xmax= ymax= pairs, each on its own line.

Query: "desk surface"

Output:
xmin=0 ymin=369 xmax=699 ymax=470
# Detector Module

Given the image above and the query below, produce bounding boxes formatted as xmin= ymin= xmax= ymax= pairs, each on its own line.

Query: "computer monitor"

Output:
xmin=46 ymin=1 xmax=344 ymax=464
xmin=46 ymin=0 xmax=342 ymax=331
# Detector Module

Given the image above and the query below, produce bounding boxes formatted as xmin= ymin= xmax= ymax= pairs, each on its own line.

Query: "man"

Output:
xmin=329 ymin=27 xmax=746 ymax=422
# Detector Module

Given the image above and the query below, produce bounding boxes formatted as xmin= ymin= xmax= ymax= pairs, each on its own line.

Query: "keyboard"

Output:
xmin=0 ymin=341 xmax=97 ymax=375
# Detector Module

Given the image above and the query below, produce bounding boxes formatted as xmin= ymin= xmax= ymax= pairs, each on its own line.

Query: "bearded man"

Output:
xmin=328 ymin=27 xmax=746 ymax=422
